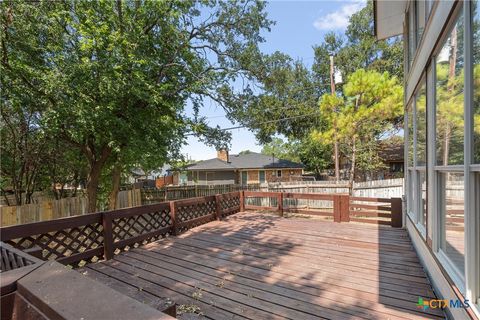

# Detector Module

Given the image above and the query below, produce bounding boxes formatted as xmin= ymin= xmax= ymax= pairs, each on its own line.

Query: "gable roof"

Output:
xmin=186 ymin=152 xmax=304 ymax=171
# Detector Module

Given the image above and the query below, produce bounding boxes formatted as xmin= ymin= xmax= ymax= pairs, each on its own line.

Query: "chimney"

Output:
xmin=217 ymin=148 xmax=229 ymax=162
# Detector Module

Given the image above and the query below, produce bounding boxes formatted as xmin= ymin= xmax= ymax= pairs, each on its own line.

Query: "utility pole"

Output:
xmin=330 ymin=55 xmax=340 ymax=183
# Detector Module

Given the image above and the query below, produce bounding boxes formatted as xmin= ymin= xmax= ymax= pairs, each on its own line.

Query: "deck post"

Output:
xmin=102 ymin=213 xmax=114 ymax=260
xmin=391 ymin=197 xmax=403 ymax=228
xmin=278 ymin=192 xmax=284 ymax=217
xmin=333 ymin=195 xmax=341 ymax=223
xmin=169 ymin=201 xmax=177 ymax=235
xmin=239 ymin=191 xmax=245 ymax=212
xmin=340 ymin=195 xmax=350 ymax=222
xmin=214 ymin=194 xmax=222 ymax=220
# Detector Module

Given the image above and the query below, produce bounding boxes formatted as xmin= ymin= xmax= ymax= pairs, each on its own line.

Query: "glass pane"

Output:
xmin=440 ymin=172 xmax=465 ymax=276
xmin=259 ymin=171 xmax=265 ymax=183
xmin=419 ymin=171 xmax=427 ymax=228
xmin=416 ymin=81 xmax=427 ymax=166
xmin=408 ymin=169 xmax=415 ymax=214
xmin=416 ymin=0 xmax=426 ymax=45
xmin=408 ymin=5 xmax=416 ymax=68
xmin=436 ymin=11 xmax=465 ymax=165
xmin=407 ymin=103 xmax=414 ymax=166
xmin=473 ymin=1 xmax=480 ymax=163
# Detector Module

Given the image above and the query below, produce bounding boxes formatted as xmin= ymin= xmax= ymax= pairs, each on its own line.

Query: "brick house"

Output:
xmin=176 ymin=150 xmax=304 ymax=185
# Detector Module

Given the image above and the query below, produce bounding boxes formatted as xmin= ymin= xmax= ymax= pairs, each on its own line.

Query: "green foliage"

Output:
xmin=1 ymin=0 xmax=272 ymax=208
xmin=229 ymin=52 xmax=322 ymax=143
xmin=261 ymin=137 xmax=300 ymax=162
xmin=261 ymin=136 xmax=332 ymax=177
xmin=313 ymin=0 xmax=403 ymax=90
xmin=315 ymin=69 xmax=403 ymax=181
xmin=238 ymin=150 xmax=254 ymax=155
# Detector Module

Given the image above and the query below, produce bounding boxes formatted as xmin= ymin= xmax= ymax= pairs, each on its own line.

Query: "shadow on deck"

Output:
xmin=80 ymin=211 xmax=445 ymax=320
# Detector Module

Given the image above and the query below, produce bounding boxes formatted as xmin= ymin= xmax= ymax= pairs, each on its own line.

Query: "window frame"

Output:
xmin=259 ymin=170 xmax=266 ymax=183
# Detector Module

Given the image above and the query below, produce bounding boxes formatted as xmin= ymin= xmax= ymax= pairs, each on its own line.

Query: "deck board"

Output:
xmin=79 ymin=212 xmax=445 ymax=320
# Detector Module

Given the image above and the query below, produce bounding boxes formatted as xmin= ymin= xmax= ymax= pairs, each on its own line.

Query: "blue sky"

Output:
xmin=182 ymin=0 xmax=366 ymax=160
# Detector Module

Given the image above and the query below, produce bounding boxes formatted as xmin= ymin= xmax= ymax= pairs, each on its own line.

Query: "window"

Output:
xmin=408 ymin=103 xmax=414 ymax=167
xmin=406 ymin=102 xmax=415 ymax=215
xmin=419 ymin=171 xmax=427 ymax=227
xmin=277 ymin=170 xmax=282 ymax=178
xmin=439 ymin=172 xmax=465 ymax=276
xmin=416 ymin=81 xmax=427 ymax=166
xmin=416 ymin=0 xmax=426 ymax=46
xmin=473 ymin=1 xmax=480 ymax=163
xmin=259 ymin=170 xmax=265 ymax=183
xmin=408 ymin=3 xmax=416 ymax=68
xmin=434 ymin=8 xmax=465 ymax=285
xmin=406 ymin=78 xmax=427 ymax=230
xmin=241 ymin=171 xmax=248 ymax=185
xmin=435 ymin=11 xmax=464 ymax=166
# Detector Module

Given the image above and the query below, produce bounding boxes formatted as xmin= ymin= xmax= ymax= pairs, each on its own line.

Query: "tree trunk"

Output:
xmin=86 ymin=163 xmax=102 ymax=213
xmin=84 ymin=145 xmax=112 ymax=213
xmin=443 ymin=123 xmax=451 ymax=165
xmin=349 ymin=136 xmax=357 ymax=190
xmin=108 ymin=162 xmax=122 ymax=210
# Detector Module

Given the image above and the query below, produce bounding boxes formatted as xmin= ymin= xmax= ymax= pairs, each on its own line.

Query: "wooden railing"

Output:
xmin=1 ymin=192 xmax=242 ymax=267
xmin=242 ymin=191 xmax=402 ymax=227
xmin=0 ymin=190 xmax=402 ymax=268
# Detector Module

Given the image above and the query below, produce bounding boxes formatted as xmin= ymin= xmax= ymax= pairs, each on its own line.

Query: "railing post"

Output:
xmin=102 ymin=213 xmax=114 ymax=260
xmin=391 ymin=197 xmax=403 ymax=228
xmin=340 ymin=194 xmax=350 ymax=222
xmin=169 ymin=201 xmax=177 ymax=235
xmin=278 ymin=192 xmax=284 ymax=217
xmin=333 ymin=195 xmax=341 ymax=223
xmin=214 ymin=194 xmax=222 ymax=220
xmin=239 ymin=191 xmax=245 ymax=212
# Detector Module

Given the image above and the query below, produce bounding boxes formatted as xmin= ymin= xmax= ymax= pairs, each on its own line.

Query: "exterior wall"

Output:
xmin=185 ymin=170 xmax=236 ymax=185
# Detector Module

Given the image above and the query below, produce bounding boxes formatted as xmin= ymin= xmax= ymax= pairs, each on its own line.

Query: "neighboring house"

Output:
xmin=176 ymin=149 xmax=304 ymax=185
xmin=128 ymin=166 xmax=169 ymax=188
xmin=375 ymin=1 xmax=479 ymax=319
xmin=323 ymin=141 xmax=405 ymax=181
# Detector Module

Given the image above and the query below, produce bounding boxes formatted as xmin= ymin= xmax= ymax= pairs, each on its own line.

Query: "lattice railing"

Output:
xmin=217 ymin=192 xmax=241 ymax=218
xmin=109 ymin=203 xmax=172 ymax=253
xmin=173 ymin=196 xmax=217 ymax=233
xmin=1 ymin=192 xmax=244 ymax=266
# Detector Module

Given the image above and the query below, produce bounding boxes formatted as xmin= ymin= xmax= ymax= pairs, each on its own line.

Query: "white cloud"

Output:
xmin=313 ymin=1 xmax=365 ymax=31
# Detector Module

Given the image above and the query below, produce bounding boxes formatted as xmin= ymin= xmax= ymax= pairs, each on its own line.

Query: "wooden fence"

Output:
xmin=0 ymin=189 xmax=141 ymax=227
xmin=141 ymin=184 xmax=260 ymax=204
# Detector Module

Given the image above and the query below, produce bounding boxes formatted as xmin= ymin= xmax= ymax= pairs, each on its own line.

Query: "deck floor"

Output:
xmin=79 ymin=212 xmax=445 ymax=320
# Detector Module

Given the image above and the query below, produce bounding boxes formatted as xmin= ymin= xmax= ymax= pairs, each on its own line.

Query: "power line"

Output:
xmin=185 ymin=111 xmax=322 ymax=136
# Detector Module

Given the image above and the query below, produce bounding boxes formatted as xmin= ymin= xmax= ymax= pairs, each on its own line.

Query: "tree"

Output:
xmin=315 ymin=69 xmax=403 ymax=184
xmin=1 ymin=1 xmax=273 ymax=211
xmin=230 ymin=52 xmax=322 ymax=143
xmin=238 ymin=150 xmax=254 ymax=155
xmin=312 ymin=0 xmax=403 ymax=89
xmin=261 ymin=137 xmax=300 ymax=162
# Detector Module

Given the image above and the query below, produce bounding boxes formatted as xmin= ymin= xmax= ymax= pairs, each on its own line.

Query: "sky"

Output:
xmin=181 ymin=0 xmax=366 ymax=160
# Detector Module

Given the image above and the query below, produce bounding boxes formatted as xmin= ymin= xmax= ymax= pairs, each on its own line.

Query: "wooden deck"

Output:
xmin=79 ymin=212 xmax=445 ymax=320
